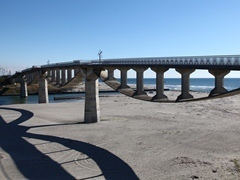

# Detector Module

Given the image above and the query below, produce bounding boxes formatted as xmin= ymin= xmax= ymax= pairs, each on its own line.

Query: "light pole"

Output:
xmin=98 ymin=50 xmax=102 ymax=62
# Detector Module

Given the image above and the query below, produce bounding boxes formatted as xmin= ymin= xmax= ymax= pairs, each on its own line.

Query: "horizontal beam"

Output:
xmin=8 ymin=54 xmax=240 ymax=79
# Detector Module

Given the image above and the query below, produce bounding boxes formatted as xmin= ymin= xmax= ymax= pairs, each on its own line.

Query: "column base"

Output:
xmin=176 ymin=93 xmax=193 ymax=101
xmin=209 ymin=87 xmax=228 ymax=97
xmin=38 ymin=71 xmax=49 ymax=103
xmin=84 ymin=110 xmax=100 ymax=123
xmin=20 ymin=95 xmax=28 ymax=98
xmin=20 ymin=77 xmax=28 ymax=98
xmin=133 ymin=90 xmax=147 ymax=97
xmin=152 ymin=94 xmax=168 ymax=101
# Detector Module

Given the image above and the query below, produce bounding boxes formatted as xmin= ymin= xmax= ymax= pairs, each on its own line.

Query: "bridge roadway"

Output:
xmin=7 ymin=54 xmax=240 ymax=123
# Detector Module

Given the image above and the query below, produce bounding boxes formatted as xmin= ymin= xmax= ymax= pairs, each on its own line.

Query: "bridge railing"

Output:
xmin=97 ymin=55 xmax=240 ymax=66
xmin=9 ymin=55 xmax=240 ymax=80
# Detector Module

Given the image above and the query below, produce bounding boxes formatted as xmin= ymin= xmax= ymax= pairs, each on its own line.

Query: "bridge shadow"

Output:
xmin=0 ymin=107 xmax=139 ymax=180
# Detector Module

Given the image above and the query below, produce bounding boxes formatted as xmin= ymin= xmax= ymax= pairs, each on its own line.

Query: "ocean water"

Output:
xmin=123 ymin=78 xmax=240 ymax=93
xmin=0 ymin=93 xmax=86 ymax=105
xmin=1 ymin=78 xmax=240 ymax=105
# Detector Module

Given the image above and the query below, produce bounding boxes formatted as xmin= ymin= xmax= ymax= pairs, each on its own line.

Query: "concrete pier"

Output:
xmin=38 ymin=71 xmax=49 ymax=103
xmin=67 ymin=69 xmax=72 ymax=82
xmin=56 ymin=69 xmax=60 ymax=85
xmin=133 ymin=67 xmax=147 ymax=96
xmin=82 ymin=68 xmax=100 ymax=123
xmin=209 ymin=69 xmax=230 ymax=96
xmin=151 ymin=67 xmax=169 ymax=101
xmin=52 ymin=70 xmax=56 ymax=82
xmin=47 ymin=70 xmax=52 ymax=78
xmin=176 ymin=69 xmax=195 ymax=101
xmin=106 ymin=67 xmax=115 ymax=80
xmin=61 ymin=69 xmax=66 ymax=85
xmin=118 ymin=67 xmax=130 ymax=89
xmin=20 ymin=76 xmax=28 ymax=98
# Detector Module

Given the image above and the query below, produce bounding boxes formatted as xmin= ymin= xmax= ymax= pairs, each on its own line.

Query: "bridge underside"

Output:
xmin=12 ymin=67 xmax=240 ymax=123
xmin=8 ymin=54 xmax=240 ymax=123
xmin=101 ymin=70 xmax=240 ymax=103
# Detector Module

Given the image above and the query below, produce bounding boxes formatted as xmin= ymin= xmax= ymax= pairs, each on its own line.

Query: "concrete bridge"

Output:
xmin=7 ymin=54 xmax=240 ymax=123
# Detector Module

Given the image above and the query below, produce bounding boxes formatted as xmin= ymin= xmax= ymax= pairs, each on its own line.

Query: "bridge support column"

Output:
xmin=106 ymin=67 xmax=115 ymax=80
xmin=176 ymin=69 xmax=195 ymax=101
xmin=38 ymin=71 xmax=49 ymax=103
xmin=61 ymin=69 xmax=66 ymax=85
xmin=133 ymin=67 xmax=148 ymax=96
xmin=47 ymin=70 xmax=52 ymax=77
xmin=81 ymin=68 xmax=100 ymax=123
xmin=67 ymin=69 xmax=72 ymax=82
xmin=52 ymin=70 xmax=56 ymax=82
xmin=209 ymin=69 xmax=230 ymax=96
xmin=20 ymin=76 xmax=28 ymax=98
xmin=151 ymin=67 xmax=169 ymax=101
xmin=118 ymin=67 xmax=130 ymax=89
xmin=56 ymin=69 xmax=60 ymax=85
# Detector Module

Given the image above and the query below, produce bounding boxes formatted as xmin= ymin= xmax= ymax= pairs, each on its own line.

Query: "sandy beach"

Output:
xmin=1 ymin=91 xmax=240 ymax=179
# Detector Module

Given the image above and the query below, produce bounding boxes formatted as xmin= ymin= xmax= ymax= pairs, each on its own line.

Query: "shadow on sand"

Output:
xmin=0 ymin=107 xmax=139 ymax=179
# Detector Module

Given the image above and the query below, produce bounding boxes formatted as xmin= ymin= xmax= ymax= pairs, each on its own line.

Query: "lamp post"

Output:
xmin=98 ymin=50 xmax=102 ymax=62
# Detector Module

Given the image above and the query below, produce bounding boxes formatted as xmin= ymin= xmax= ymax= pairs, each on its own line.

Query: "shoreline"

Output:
xmin=0 ymin=89 xmax=209 ymax=106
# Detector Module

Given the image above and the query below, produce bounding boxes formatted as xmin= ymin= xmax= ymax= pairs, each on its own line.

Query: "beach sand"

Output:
xmin=1 ymin=91 xmax=240 ymax=179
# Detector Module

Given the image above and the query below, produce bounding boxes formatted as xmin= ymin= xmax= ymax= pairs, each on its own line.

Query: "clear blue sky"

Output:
xmin=1 ymin=0 xmax=240 ymax=78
